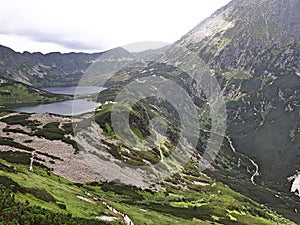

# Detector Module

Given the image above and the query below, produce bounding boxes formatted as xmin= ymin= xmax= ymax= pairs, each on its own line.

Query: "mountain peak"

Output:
xmin=179 ymin=0 xmax=300 ymax=74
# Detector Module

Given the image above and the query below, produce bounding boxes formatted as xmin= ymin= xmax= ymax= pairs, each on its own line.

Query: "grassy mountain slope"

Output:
xmin=93 ymin=59 xmax=300 ymax=223
xmin=0 ymin=76 xmax=68 ymax=106
xmin=0 ymin=141 xmax=296 ymax=225
xmin=174 ymin=0 xmax=300 ymax=222
xmin=82 ymin=0 xmax=300 ymax=222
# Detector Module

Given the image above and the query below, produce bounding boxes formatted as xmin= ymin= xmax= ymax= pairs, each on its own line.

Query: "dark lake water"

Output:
xmin=11 ymin=86 xmax=104 ymax=116
xmin=12 ymin=99 xmax=100 ymax=116
xmin=42 ymin=86 xmax=105 ymax=95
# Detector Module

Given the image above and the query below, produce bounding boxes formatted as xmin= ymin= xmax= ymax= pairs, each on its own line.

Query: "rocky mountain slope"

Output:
xmin=0 ymin=109 xmax=296 ymax=225
xmin=177 ymin=0 xmax=300 ymax=221
xmin=0 ymin=45 xmax=103 ymax=87
xmin=179 ymin=0 xmax=300 ymax=181
xmin=180 ymin=0 xmax=300 ymax=74
xmin=0 ymin=0 xmax=299 ymax=223
xmin=86 ymin=0 xmax=300 ymax=222
xmin=0 ymin=45 xmax=165 ymax=88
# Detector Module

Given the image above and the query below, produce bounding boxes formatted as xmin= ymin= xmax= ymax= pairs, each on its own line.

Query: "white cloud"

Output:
xmin=0 ymin=0 xmax=231 ymax=53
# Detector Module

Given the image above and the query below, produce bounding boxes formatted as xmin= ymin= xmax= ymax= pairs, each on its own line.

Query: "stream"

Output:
xmin=226 ymin=136 xmax=260 ymax=185
xmin=199 ymin=128 xmax=260 ymax=185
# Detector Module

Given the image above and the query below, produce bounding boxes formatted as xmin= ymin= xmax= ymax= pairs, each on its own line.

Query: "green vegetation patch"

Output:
xmin=35 ymin=122 xmax=82 ymax=153
xmin=0 ymin=77 xmax=68 ymax=106
xmin=0 ymin=185 xmax=107 ymax=225
xmin=223 ymin=71 xmax=251 ymax=80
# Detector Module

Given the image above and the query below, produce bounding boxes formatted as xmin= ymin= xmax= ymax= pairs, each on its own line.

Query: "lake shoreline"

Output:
xmin=7 ymin=86 xmax=105 ymax=116
xmin=11 ymin=99 xmax=100 ymax=116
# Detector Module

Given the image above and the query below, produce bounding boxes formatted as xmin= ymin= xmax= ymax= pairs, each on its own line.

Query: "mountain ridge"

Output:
xmin=0 ymin=44 xmax=104 ymax=86
xmin=180 ymin=0 xmax=300 ymax=75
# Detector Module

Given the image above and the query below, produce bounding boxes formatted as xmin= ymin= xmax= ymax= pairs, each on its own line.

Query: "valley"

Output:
xmin=0 ymin=0 xmax=299 ymax=224
xmin=0 ymin=114 xmax=296 ymax=224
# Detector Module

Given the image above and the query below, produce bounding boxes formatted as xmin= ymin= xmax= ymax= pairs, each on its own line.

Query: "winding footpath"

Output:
xmin=248 ymin=158 xmax=259 ymax=185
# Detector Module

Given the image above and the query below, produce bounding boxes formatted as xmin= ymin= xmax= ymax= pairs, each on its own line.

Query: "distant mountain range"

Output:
xmin=0 ymin=45 xmax=103 ymax=86
xmin=0 ymin=44 xmax=170 ymax=88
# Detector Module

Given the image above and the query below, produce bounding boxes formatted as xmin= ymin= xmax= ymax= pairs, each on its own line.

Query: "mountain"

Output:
xmin=178 ymin=0 xmax=300 ymax=191
xmin=177 ymin=0 xmax=300 ymax=222
xmin=0 ymin=0 xmax=299 ymax=224
xmin=80 ymin=47 xmax=141 ymax=86
xmin=0 ymin=45 xmax=171 ymax=88
xmin=0 ymin=45 xmax=103 ymax=87
xmin=180 ymin=0 xmax=300 ymax=74
xmin=89 ymin=0 xmax=300 ymax=222
xmin=0 ymin=110 xmax=296 ymax=225
xmin=133 ymin=45 xmax=172 ymax=61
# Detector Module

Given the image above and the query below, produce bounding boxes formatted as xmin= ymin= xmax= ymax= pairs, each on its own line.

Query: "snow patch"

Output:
xmin=288 ymin=172 xmax=300 ymax=197
xmin=76 ymin=195 xmax=94 ymax=204
xmin=96 ymin=216 xmax=118 ymax=222
xmin=193 ymin=181 xmax=210 ymax=186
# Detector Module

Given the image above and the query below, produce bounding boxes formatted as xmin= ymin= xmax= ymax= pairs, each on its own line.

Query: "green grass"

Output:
xmin=34 ymin=122 xmax=82 ymax=153
xmin=0 ymin=77 xmax=69 ymax=106
xmin=0 ymin=138 xmax=34 ymax=152
xmin=223 ymin=71 xmax=251 ymax=80
xmin=0 ymin=153 xmax=296 ymax=225
xmin=0 ymin=184 xmax=108 ymax=225
xmin=0 ymin=114 xmax=42 ymax=133
xmin=0 ymin=164 xmax=109 ymax=220
xmin=84 ymin=176 xmax=295 ymax=225
xmin=95 ymin=104 xmax=116 ymax=137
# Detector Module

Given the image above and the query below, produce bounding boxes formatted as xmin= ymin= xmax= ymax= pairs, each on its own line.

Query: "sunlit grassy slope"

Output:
xmin=0 ymin=154 xmax=296 ymax=225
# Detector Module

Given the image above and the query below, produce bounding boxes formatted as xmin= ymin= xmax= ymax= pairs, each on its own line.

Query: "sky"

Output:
xmin=0 ymin=0 xmax=231 ymax=53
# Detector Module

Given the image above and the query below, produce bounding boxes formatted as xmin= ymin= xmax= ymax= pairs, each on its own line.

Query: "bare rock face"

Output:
xmin=180 ymin=0 xmax=300 ymax=75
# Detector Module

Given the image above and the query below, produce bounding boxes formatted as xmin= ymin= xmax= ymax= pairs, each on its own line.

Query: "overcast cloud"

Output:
xmin=0 ymin=0 xmax=231 ymax=53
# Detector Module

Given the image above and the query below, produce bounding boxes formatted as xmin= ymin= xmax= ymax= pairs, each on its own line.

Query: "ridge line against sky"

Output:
xmin=0 ymin=0 xmax=231 ymax=53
